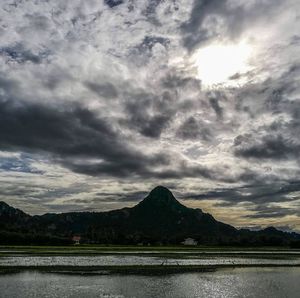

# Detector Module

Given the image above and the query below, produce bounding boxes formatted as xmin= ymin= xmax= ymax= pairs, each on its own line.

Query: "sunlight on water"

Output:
xmin=0 ymin=268 xmax=300 ymax=298
xmin=1 ymin=255 xmax=300 ymax=266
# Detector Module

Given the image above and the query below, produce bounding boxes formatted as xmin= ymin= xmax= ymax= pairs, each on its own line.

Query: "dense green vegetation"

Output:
xmin=0 ymin=245 xmax=299 ymax=257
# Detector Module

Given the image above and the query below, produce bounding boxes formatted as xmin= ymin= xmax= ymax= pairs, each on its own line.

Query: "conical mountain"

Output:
xmin=134 ymin=185 xmax=186 ymax=211
xmin=126 ymin=186 xmax=237 ymax=241
xmin=129 ymin=186 xmax=192 ymax=233
xmin=1 ymin=187 xmax=299 ymax=245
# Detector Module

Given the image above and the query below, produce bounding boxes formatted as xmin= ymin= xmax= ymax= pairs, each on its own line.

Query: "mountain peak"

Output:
xmin=136 ymin=186 xmax=185 ymax=210
xmin=0 ymin=201 xmax=11 ymax=209
xmin=0 ymin=201 xmax=29 ymax=218
xmin=149 ymin=185 xmax=173 ymax=196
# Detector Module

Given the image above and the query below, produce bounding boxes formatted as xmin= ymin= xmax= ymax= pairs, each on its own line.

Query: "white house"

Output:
xmin=72 ymin=236 xmax=81 ymax=245
xmin=182 ymin=238 xmax=198 ymax=246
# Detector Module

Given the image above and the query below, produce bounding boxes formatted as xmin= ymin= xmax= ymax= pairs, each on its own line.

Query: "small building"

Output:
xmin=182 ymin=238 xmax=198 ymax=246
xmin=72 ymin=236 xmax=81 ymax=245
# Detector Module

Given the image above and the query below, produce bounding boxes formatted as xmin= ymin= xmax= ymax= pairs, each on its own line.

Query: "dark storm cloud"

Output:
xmin=67 ymin=156 xmax=217 ymax=181
xmin=0 ymin=75 xmax=219 ymax=180
xmin=0 ymin=184 xmax=38 ymax=198
xmin=181 ymin=0 xmax=227 ymax=49
xmin=215 ymin=200 xmax=299 ymax=219
xmin=181 ymin=0 xmax=283 ymax=50
xmin=137 ymin=114 xmax=171 ymax=138
xmin=95 ymin=190 xmax=148 ymax=202
xmin=0 ymin=0 xmax=299 ymax=228
xmin=63 ymin=152 xmax=168 ymax=178
xmin=176 ymin=116 xmax=212 ymax=141
xmin=244 ymin=205 xmax=299 ymax=219
xmin=149 ymin=164 xmax=215 ymax=180
xmin=232 ymin=63 xmax=300 ymax=162
xmin=104 ymin=0 xmax=124 ymax=9
xmin=0 ymin=43 xmax=48 ymax=64
xmin=181 ymin=181 xmax=300 ymax=206
xmin=0 ymin=78 xmax=171 ymax=178
xmin=85 ymin=81 xmax=118 ymax=98
xmin=0 ymin=100 xmax=166 ymax=177
xmin=235 ymin=63 xmax=300 ymax=117
xmin=207 ymin=90 xmax=225 ymax=119
xmin=0 ymin=183 xmax=86 ymax=203
xmin=122 ymin=91 xmax=174 ymax=138
xmin=162 ymin=74 xmax=201 ymax=90
xmin=262 ymin=67 xmax=300 ymax=115
xmin=234 ymin=134 xmax=300 ymax=160
xmin=122 ymin=71 xmax=204 ymax=139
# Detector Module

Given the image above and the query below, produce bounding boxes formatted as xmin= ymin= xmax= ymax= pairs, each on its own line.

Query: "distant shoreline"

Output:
xmin=1 ymin=246 xmax=300 ymax=275
xmin=1 ymin=245 xmax=300 ymax=255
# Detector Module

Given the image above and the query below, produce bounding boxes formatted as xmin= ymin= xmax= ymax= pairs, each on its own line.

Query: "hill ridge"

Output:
xmin=0 ymin=187 xmax=300 ymax=246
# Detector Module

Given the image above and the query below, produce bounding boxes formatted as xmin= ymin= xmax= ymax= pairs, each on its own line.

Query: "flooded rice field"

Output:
xmin=0 ymin=267 xmax=300 ymax=298
xmin=1 ymin=254 xmax=300 ymax=267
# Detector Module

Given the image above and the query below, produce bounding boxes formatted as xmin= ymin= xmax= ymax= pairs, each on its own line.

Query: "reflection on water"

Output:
xmin=0 ymin=268 xmax=299 ymax=298
xmin=0 ymin=255 xmax=300 ymax=266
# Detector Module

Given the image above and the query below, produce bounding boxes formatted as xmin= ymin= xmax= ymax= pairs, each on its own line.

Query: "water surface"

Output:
xmin=1 ymin=255 xmax=300 ymax=266
xmin=0 ymin=268 xmax=299 ymax=298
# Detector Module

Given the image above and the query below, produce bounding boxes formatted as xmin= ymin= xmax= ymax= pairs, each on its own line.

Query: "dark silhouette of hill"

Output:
xmin=0 ymin=186 xmax=299 ymax=246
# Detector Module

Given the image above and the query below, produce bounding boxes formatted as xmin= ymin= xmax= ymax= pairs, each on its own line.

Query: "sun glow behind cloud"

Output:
xmin=194 ymin=42 xmax=253 ymax=87
xmin=0 ymin=0 xmax=299 ymax=231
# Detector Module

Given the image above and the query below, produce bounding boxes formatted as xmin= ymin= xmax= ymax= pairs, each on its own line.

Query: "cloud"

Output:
xmin=234 ymin=134 xmax=300 ymax=160
xmin=207 ymin=90 xmax=225 ymax=119
xmin=0 ymin=94 xmax=171 ymax=178
xmin=85 ymin=81 xmax=118 ymax=99
xmin=0 ymin=74 xmax=220 ymax=180
xmin=104 ymin=0 xmax=124 ymax=9
xmin=176 ymin=116 xmax=212 ymax=141
xmin=0 ymin=0 xmax=299 ymax=230
xmin=181 ymin=180 xmax=300 ymax=206
xmin=119 ymin=86 xmax=180 ymax=139
xmin=138 ymin=36 xmax=170 ymax=52
xmin=181 ymin=0 xmax=228 ymax=50
xmin=244 ymin=205 xmax=298 ymax=219
xmin=180 ymin=0 xmax=284 ymax=50
xmin=0 ymin=153 xmax=44 ymax=174
xmin=0 ymin=43 xmax=48 ymax=64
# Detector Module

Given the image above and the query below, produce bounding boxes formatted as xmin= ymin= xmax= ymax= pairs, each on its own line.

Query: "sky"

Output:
xmin=0 ymin=0 xmax=300 ymax=232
